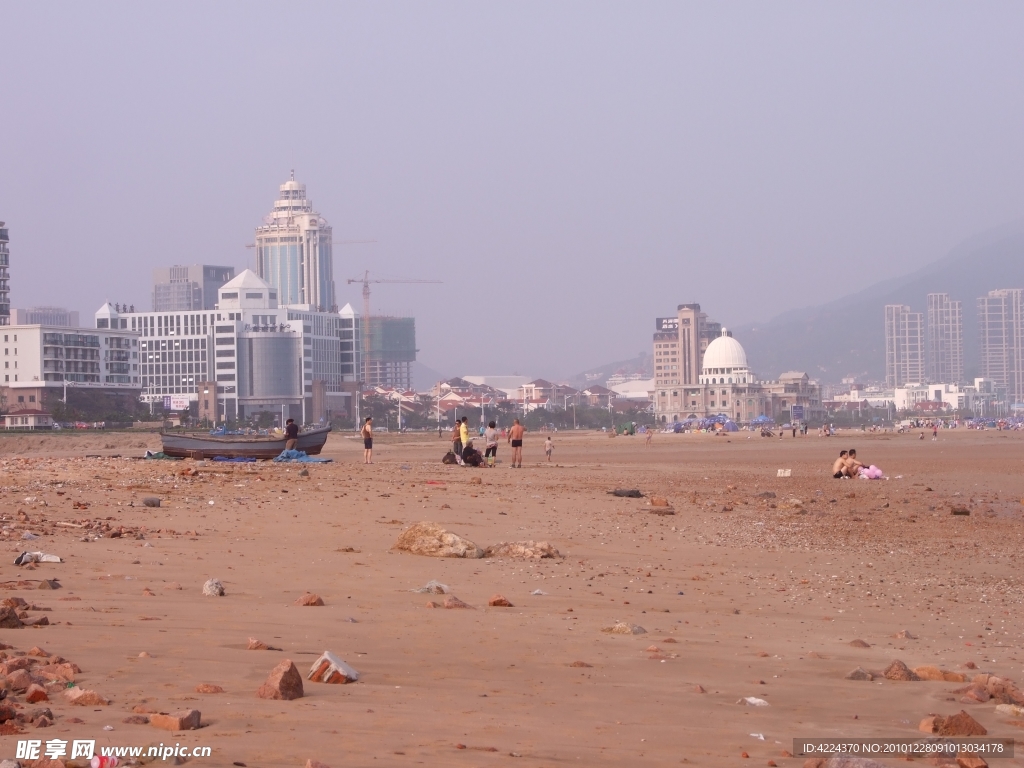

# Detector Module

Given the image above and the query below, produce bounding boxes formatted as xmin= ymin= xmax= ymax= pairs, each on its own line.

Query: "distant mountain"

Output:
xmin=566 ymin=352 xmax=652 ymax=390
xmin=734 ymin=220 xmax=1024 ymax=383
xmin=412 ymin=360 xmax=447 ymax=391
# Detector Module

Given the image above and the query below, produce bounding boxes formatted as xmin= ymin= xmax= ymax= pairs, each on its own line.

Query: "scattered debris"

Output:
xmin=411 ymin=580 xmax=450 ymax=594
xmin=13 ymin=552 xmax=62 ymax=566
xmin=483 ymin=541 xmax=561 ymax=559
xmin=307 ymin=651 xmax=360 ymax=684
xmin=737 ymin=696 xmax=769 ymax=707
xmin=601 ymin=622 xmax=647 ymax=635
xmin=393 ymin=522 xmax=483 ymax=559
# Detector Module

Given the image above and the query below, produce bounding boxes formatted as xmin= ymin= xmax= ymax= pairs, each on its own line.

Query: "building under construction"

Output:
xmin=363 ymin=316 xmax=417 ymax=391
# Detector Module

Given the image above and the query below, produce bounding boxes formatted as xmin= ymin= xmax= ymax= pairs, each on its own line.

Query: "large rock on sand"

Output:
xmin=393 ymin=522 xmax=483 ymax=559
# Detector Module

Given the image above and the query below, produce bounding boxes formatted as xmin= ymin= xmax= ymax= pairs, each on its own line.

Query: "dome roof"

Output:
xmin=701 ymin=330 xmax=748 ymax=372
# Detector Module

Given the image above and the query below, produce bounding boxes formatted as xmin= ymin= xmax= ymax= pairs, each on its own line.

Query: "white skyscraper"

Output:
xmin=885 ymin=304 xmax=924 ymax=388
xmin=978 ymin=288 xmax=1024 ymax=404
xmin=255 ymin=173 xmax=336 ymax=312
xmin=926 ymin=293 xmax=963 ymax=383
xmin=0 ymin=222 xmax=9 ymax=326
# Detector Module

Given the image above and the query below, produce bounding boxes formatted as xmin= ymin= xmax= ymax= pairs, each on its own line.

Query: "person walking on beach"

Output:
xmin=360 ymin=416 xmax=373 ymax=464
xmin=544 ymin=436 xmax=553 ymax=462
xmin=508 ymin=418 xmax=525 ymax=468
xmin=284 ymin=418 xmax=299 ymax=451
xmin=484 ymin=420 xmax=499 ymax=467
xmin=645 ymin=428 xmax=653 ymax=447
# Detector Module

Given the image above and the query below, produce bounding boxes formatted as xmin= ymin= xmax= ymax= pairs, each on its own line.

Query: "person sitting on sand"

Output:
xmin=832 ymin=450 xmax=849 ymax=478
xmin=844 ymin=448 xmax=865 ymax=477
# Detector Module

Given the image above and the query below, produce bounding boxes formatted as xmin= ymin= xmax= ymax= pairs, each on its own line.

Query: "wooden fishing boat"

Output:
xmin=159 ymin=425 xmax=331 ymax=459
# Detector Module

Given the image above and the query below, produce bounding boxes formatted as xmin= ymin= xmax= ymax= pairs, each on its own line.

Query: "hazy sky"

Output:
xmin=2 ymin=2 xmax=1024 ymax=380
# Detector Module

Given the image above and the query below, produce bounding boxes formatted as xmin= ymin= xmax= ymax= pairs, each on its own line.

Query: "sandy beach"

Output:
xmin=0 ymin=427 xmax=1023 ymax=767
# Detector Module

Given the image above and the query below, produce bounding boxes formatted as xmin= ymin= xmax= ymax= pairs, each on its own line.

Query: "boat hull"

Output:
xmin=160 ymin=426 xmax=331 ymax=459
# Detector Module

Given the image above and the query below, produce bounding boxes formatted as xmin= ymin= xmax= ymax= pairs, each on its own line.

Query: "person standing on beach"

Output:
xmin=645 ymin=428 xmax=653 ymax=447
xmin=508 ymin=418 xmax=525 ymax=468
xmin=484 ymin=420 xmax=499 ymax=467
xmin=544 ymin=436 xmax=553 ymax=462
xmin=451 ymin=421 xmax=463 ymax=464
xmin=284 ymin=418 xmax=299 ymax=451
xmin=360 ymin=416 xmax=373 ymax=464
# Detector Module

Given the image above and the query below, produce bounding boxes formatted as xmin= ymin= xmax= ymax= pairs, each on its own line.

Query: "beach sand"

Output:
xmin=0 ymin=427 xmax=1022 ymax=767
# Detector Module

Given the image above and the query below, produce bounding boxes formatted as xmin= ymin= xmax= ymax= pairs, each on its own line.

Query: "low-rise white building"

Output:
xmin=93 ymin=270 xmax=359 ymax=424
xmin=0 ymin=323 xmax=141 ymax=413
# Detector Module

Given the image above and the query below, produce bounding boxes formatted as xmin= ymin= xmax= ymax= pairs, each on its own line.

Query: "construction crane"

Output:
xmin=346 ymin=271 xmax=441 ymax=386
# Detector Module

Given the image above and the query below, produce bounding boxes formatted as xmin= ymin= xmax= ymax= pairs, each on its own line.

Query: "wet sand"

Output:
xmin=1 ymin=427 xmax=1023 ymax=767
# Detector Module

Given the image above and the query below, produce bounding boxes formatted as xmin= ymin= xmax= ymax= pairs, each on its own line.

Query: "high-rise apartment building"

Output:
xmin=0 ymin=222 xmax=10 ymax=326
xmin=254 ymin=173 xmax=336 ymax=312
xmin=926 ymin=293 xmax=963 ymax=383
xmin=884 ymin=304 xmax=924 ymax=387
xmin=977 ymin=289 xmax=1024 ymax=405
xmin=153 ymin=265 xmax=235 ymax=311
xmin=12 ymin=307 xmax=79 ymax=327
xmin=363 ymin=316 xmax=416 ymax=390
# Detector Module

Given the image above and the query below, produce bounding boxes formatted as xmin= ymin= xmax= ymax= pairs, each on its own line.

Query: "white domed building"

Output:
xmin=653 ymin=320 xmax=822 ymax=424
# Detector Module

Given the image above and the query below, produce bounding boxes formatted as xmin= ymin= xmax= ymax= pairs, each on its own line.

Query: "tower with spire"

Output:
xmin=254 ymin=173 xmax=336 ymax=312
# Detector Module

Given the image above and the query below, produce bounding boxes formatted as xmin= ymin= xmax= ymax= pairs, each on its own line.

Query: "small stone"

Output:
xmin=601 ymin=622 xmax=647 ymax=635
xmin=845 ymin=667 xmax=873 ymax=681
xmin=307 ymin=651 xmax=360 ymax=684
xmin=247 ymin=637 xmax=269 ymax=650
xmin=469 ymin=476 xmax=482 ymax=485
xmin=650 ymin=497 xmax=670 ymax=507
xmin=694 ymin=684 xmax=706 ymax=693
xmin=123 ymin=715 xmax=150 ymax=724
xmin=883 ymin=659 xmax=921 ymax=681
xmin=848 ymin=639 xmax=870 ymax=648
xmin=0 ymin=606 xmax=23 ymax=629
xmin=27 ymin=646 xmax=49 ymax=657
xmin=36 ymin=579 xmax=60 ymax=590
xmin=956 ymin=756 xmax=987 ymax=768
xmin=569 ymin=661 xmax=592 ymax=668
xmin=139 ymin=651 xmax=152 ymax=658
xmin=195 ymin=684 xmax=224 ymax=693
xmin=142 ymin=497 xmax=162 ymax=508
xmin=21 ymin=616 xmax=49 ymax=627
xmin=919 ymin=716 xmax=940 ymax=733
xmin=894 ymin=629 xmax=917 ymax=639
xmin=951 ymin=506 xmax=970 ymax=515
xmin=961 ymin=685 xmax=990 ymax=703
xmin=937 ymin=710 xmax=987 ymax=737
xmin=256 ymin=659 xmax=303 ymax=700
xmin=295 ymin=593 xmax=325 ymax=606
xmin=202 ymin=578 xmax=225 ymax=597
xmin=488 ymin=595 xmax=513 ymax=607
xmin=64 ymin=687 xmax=110 ymax=706
xmin=913 ymin=665 xmax=945 ymax=681
xmin=25 ymin=684 xmax=48 ymax=703
xmin=662 ymin=637 xmax=678 ymax=643
xmin=6 ymin=669 xmax=32 ymax=692
xmin=133 ymin=705 xmax=158 ymax=714
xmin=150 ymin=709 xmax=201 ymax=731
xmin=298 ymin=468 xmax=310 ymax=477
xmin=443 ymin=595 xmax=473 ymax=609
xmin=425 ymin=601 xmax=442 ymax=608
xmin=34 ymin=715 xmax=53 ymax=728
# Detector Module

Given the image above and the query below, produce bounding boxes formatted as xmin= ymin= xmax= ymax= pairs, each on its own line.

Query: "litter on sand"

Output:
xmin=273 ymin=449 xmax=332 ymax=463
xmin=776 ymin=469 xmax=792 ymax=477
xmin=144 ymin=450 xmax=182 ymax=460
xmin=14 ymin=552 xmax=63 ymax=565
xmin=411 ymin=580 xmax=450 ymax=594
xmin=738 ymin=696 xmax=770 ymax=706
xmin=530 ymin=589 xmax=549 ymax=595
xmin=608 ymin=489 xmax=643 ymax=498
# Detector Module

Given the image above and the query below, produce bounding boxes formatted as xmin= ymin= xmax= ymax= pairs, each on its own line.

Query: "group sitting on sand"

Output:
xmin=831 ymin=449 xmax=884 ymax=480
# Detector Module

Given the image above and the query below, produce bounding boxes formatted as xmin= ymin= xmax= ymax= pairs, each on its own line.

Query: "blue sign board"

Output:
xmin=791 ymin=405 xmax=805 ymax=420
